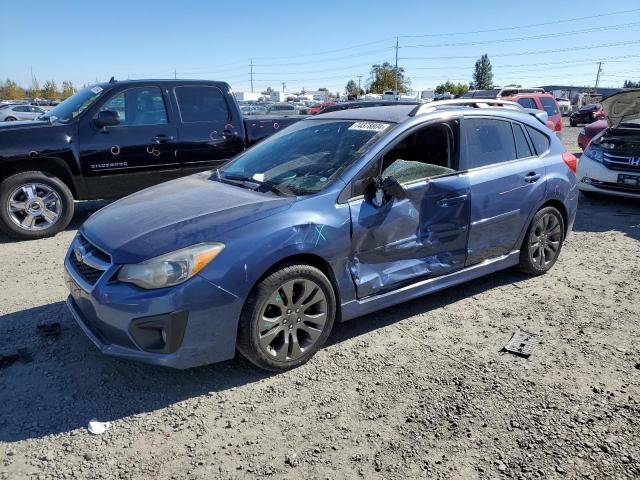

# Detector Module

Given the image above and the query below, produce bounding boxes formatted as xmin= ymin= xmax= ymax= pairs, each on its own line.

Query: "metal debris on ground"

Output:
xmin=37 ymin=323 xmax=61 ymax=338
xmin=503 ymin=328 xmax=542 ymax=358
xmin=88 ymin=419 xmax=110 ymax=435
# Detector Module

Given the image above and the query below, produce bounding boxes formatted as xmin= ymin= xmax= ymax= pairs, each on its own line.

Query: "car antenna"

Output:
xmin=109 ymin=76 xmax=117 ymax=84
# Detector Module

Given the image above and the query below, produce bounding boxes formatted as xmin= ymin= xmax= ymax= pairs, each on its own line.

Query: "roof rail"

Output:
xmin=409 ymin=99 xmax=523 ymax=116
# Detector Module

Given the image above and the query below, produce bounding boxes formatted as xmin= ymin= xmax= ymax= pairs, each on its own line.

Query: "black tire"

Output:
xmin=569 ymin=119 xmax=577 ymax=127
xmin=516 ymin=206 xmax=565 ymax=276
xmin=236 ymin=263 xmax=336 ymax=371
xmin=4 ymin=116 xmax=17 ymax=121
xmin=0 ymin=170 xmax=75 ymax=240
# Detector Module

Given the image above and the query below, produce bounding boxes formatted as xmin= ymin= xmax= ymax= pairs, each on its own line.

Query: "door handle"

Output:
xmin=437 ymin=194 xmax=468 ymax=207
xmin=153 ymin=134 xmax=174 ymax=144
xmin=524 ymin=172 xmax=541 ymax=183
xmin=221 ymin=129 xmax=234 ymax=138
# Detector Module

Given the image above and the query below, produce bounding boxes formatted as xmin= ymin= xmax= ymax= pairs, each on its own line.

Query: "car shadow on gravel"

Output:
xmin=573 ymin=192 xmax=640 ymax=242
xmin=0 ymin=267 xmax=528 ymax=443
xmin=0 ymin=199 xmax=111 ymax=244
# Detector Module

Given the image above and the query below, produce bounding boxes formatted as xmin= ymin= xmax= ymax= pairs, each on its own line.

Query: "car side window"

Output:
xmin=525 ymin=126 xmax=550 ymax=155
xmin=517 ymin=98 xmax=536 ymax=109
xmin=512 ymin=123 xmax=534 ymax=158
xmin=97 ymin=87 xmax=168 ymax=126
xmin=14 ymin=106 xmax=28 ymax=112
xmin=380 ymin=122 xmax=457 ymax=185
xmin=175 ymin=86 xmax=230 ymax=123
xmin=464 ymin=118 xmax=516 ymax=168
xmin=539 ymin=97 xmax=559 ymax=116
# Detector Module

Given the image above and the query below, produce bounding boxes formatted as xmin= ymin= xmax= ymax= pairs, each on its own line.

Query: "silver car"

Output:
xmin=0 ymin=104 xmax=46 ymax=121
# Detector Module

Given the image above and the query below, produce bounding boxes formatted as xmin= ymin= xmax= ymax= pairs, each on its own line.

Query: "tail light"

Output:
xmin=562 ymin=152 xmax=578 ymax=173
xmin=555 ymin=119 xmax=562 ymax=132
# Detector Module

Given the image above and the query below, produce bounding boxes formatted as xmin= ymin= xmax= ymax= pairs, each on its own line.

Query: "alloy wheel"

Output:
xmin=257 ymin=278 xmax=328 ymax=362
xmin=529 ymin=212 xmax=562 ymax=268
xmin=7 ymin=183 xmax=62 ymax=231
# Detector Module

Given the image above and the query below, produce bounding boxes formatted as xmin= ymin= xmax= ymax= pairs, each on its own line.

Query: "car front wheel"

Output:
xmin=237 ymin=263 xmax=336 ymax=371
xmin=517 ymin=206 xmax=565 ymax=275
xmin=0 ymin=171 xmax=75 ymax=240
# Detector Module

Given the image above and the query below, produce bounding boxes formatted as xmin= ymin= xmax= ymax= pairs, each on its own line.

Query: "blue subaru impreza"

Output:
xmin=64 ymin=101 xmax=579 ymax=371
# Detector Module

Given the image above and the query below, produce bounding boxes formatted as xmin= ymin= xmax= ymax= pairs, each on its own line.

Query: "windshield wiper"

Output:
xmin=221 ymin=173 xmax=287 ymax=196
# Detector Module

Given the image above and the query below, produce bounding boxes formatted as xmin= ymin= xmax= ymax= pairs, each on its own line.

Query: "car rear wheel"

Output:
xmin=516 ymin=206 xmax=565 ymax=275
xmin=0 ymin=171 xmax=75 ymax=240
xmin=569 ymin=119 xmax=577 ymax=127
xmin=237 ymin=263 xmax=336 ymax=371
xmin=4 ymin=116 xmax=17 ymax=121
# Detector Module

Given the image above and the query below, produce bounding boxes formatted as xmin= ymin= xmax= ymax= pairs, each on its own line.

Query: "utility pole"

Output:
xmin=174 ymin=68 xmax=177 ymax=80
xmin=249 ymin=59 xmax=254 ymax=93
xmin=594 ymin=62 xmax=603 ymax=91
xmin=394 ymin=36 xmax=399 ymax=96
xmin=282 ymin=82 xmax=286 ymax=92
xmin=357 ymin=75 xmax=362 ymax=94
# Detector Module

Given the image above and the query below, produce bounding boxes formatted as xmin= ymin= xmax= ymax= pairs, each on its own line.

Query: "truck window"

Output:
xmin=516 ymin=98 xmax=536 ymax=109
xmin=175 ymin=86 xmax=230 ymax=123
xmin=97 ymin=87 xmax=168 ymax=126
xmin=539 ymin=97 xmax=559 ymax=116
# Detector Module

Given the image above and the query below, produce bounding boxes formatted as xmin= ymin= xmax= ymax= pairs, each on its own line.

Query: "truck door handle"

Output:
xmin=153 ymin=134 xmax=174 ymax=144
xmin=437 ymin=194 xmax=468 ymax=207
xmin=222 ymin=129 xmax=234 ymax=138
xmin=524 ymin=172 xmax=541 ymax=183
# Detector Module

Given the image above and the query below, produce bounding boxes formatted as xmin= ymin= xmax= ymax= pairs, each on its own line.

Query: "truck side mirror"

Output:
xmin=94 ymin=110 xmax=120 ymax=129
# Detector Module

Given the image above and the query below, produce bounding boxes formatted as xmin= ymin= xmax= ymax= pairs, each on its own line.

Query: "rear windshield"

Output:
xmin=539 ymin=97 xmax=558 ymax=116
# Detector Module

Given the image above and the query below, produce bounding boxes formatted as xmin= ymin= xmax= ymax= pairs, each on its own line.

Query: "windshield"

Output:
xmin=40 ymin=85 xmax=106 ymax=123
xmin=219 ymin=119 xmax=390 ymax=195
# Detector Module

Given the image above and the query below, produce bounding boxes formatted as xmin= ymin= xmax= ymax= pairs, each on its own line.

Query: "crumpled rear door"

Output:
xmin=348 ymin=174 xmax=471 ymax=299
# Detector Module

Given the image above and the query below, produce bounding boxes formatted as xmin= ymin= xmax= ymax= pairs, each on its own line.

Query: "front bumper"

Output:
xmin=64 ymin=251 xmax=244 ymax=369
xmin=577 ymin=154 xmax=640 ymax=199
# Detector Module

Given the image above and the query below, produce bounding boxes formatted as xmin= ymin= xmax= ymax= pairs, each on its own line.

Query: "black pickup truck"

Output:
xmin=0 ymin=79 xmax=303 ymax=239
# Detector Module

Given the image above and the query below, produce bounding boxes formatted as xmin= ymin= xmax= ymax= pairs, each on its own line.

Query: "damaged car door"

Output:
xmin=347 ymin=120 xmax=471 ymax=298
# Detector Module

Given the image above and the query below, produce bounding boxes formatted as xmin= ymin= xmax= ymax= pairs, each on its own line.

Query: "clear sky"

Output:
xmin=2 ymin=0 xmax=639 ymax=93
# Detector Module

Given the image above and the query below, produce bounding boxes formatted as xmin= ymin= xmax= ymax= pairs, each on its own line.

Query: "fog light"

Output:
xmin=129 ymin=311 xmax=188 ymax=354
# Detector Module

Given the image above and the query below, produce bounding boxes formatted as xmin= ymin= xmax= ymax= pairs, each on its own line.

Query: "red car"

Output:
xmin=502 ymin=93 xmax=563 ymax=133
xmin=577 ymin=119 xmax=608 ymax=150
xmin=308 ymin=101 xmax=336 ymax=115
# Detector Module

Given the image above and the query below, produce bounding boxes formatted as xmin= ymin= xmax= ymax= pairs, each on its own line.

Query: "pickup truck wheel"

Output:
xmin=516 ymin=206 xmax=565 ymax=276
xmin=0 ymin=171 xmax=74 ymax=240
xmin=236 ymin=264 xmax=336 ymax=371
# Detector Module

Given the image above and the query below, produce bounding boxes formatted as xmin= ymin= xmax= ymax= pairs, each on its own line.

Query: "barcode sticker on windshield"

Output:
xmin=91 ymin=86 xmax=103 ymax=94
xmin=348 ymin=122 xmax=389 ymax=132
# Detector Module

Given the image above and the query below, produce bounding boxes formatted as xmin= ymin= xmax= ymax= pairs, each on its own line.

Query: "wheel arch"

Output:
xmin=0 ymin=157 xmax=79 ymax=197
xmin=539 ymin=199 xmax=569 ymax=239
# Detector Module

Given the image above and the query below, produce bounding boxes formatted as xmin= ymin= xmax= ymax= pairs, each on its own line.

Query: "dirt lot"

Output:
xmin=1 ymin=121 xmax=639 ymax=479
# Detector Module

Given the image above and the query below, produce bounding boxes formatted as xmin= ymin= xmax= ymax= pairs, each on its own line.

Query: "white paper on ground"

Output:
xmin=88 ymin=419 xmax=110 ymax=435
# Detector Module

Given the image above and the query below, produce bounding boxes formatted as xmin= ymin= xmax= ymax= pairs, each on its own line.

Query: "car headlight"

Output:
xmin=583 ymin=144 xmax=604 ymax=163
xmin=117 ymin=243 xmax=225 ymax=289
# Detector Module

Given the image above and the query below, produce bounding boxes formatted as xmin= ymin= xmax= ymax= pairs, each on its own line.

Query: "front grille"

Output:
xmin=603 ymin=153 xmax=640 ymax=172
xmin=68 ymin=234 xmax=112 ymax=287
xmin=70 ymin=254 xmax=104 ymax=284
xmin=593 ymin=181 xmax=640 ymax=194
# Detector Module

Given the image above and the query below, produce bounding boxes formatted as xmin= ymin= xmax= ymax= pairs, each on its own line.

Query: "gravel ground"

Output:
xmin=1 ymin=122 xmax=639 ymax=479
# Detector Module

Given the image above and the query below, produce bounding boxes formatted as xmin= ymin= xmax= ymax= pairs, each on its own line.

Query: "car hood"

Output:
xmin=602 ymin=89 xmax=640 ymax=128
xmin=81 ymin=172 xmax=294 ymax=264
xmin=585 ymin=119 xmax=608 ymax=134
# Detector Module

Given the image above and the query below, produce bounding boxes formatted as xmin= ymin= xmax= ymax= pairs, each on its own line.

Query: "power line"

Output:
xmin=398 ymin=7 xmax=640 ymax=38
xmin=400 ymin=39 xmax=640 ymax=61
xmin=401 ymin=22 xmax=640 ymax=49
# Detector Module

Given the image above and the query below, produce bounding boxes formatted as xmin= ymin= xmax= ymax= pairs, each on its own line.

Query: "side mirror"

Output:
xmin=94 ymin=110 xmax=120 ymax=128
xmin=366 ymin=175 xmax=406 ymax=208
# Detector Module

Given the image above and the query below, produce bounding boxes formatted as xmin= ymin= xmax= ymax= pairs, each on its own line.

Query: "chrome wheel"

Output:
xmin=7 ymin=183 xmax=62 ymax=231
xmin=258 ymin=278 xmax=328 ymax=362
xmin=529 ymin=212 xmax=562 ymax=268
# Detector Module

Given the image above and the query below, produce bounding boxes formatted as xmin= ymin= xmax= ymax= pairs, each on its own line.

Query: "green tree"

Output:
xmin=1 ymin=79 xmax=26 ymax=99
xmin=471 ymin=54 xmax=493 ymax=90
xmin=345 ymin=79 xmax=359 ymax=96
xmin=28 ymin=77 xmax=41 ymax=99
xmin=435 ymin=81 xmax=469 ymax=97
xmin=624 ymin=80 xmax=640 ymax=88
xmin=42 ymin=80 xmax=59 ymax=99
xmin=262 ymin=86 xmax=274 ymax=95
xmin=61 ymin=80 xmax=76 ymax=99
xmin=367 ymin=62 xmax=410 ymax=94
